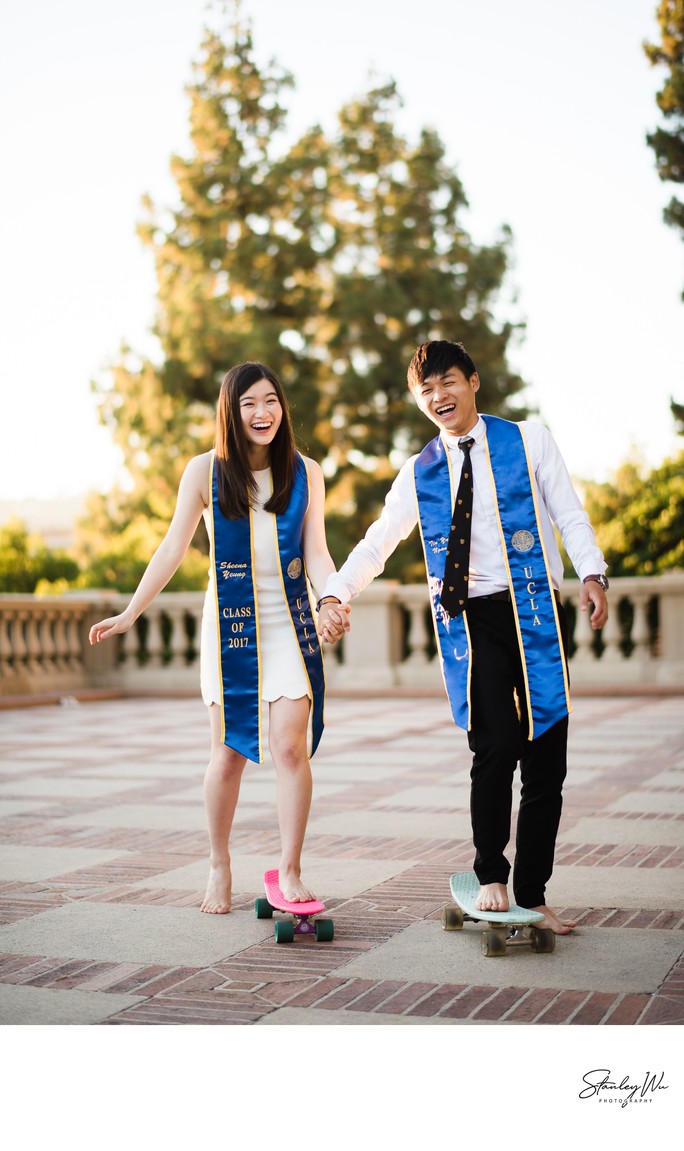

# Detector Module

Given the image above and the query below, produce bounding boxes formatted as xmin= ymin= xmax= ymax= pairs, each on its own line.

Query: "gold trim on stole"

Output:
xmin=413 ymin=443 xmax=473 ymax=731
xmin=269 ymin=459 xmax=319 ymax=758
xmin=482 ymin=428 xmax=570 ymax=740
xmin=207 ymin=450 xmax=226 ymax=745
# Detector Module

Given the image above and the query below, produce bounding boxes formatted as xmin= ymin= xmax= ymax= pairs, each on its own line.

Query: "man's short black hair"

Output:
xmin=407 ymin=340 xmax=477 ymax=391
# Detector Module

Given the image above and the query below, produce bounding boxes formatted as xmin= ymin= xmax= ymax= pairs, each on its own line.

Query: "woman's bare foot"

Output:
xmin=475 ymin=883 xmax=509 ymax=912
xmin=201 ymin=860 xmax=231 ymax=914
xmin=530 ymin=905 xmax=577 ymax=934
xmin=278 ymin=866 xmax=315 ymax=903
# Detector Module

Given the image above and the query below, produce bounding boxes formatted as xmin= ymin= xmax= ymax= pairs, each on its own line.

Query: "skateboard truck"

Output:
xmin=443 ymin=872 xmax=556 ymax=957
xmin=255 ymin=869 xmax=334 ymax=944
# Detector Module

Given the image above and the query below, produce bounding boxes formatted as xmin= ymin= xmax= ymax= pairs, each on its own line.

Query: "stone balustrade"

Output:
xmin=1 ymin=574 xmax=683 ymax=699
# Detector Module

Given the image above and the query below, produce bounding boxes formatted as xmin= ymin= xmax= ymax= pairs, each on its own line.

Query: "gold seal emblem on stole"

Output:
xmin=511 ymin=530 xmax=535 ymax=552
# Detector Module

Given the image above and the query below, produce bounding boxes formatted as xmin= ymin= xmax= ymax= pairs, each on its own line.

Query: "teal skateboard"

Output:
xmin=442 ymin=872 xmax=555 ymax=957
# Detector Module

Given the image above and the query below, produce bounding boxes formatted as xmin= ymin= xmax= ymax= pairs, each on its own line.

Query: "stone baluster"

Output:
xmin=144 ymin=606 xmax=165 ymax=668
xmin=65 ymin=610 xmax=85 ymax=671
xmin=599 ymin=596 xmax=623 ymax=663
xmin=403 ymin=599 xmax=430 ymax=667
xmin=630 ymin=594 xmax=652 ymax=661
xmin=11 ymin=611 xmax=29 ymax=677
xmin=166 ymin=606 xmax=188 ymax=669
xmin=38 ymin=611 xmax=57 ymax=674
xmin=0 ymin=612 xmax=13 ymax=678
xmin=53 ymin=610 xmax=71 ymax=672
xmin=568 ymin=591 xmax=595 ymax=664
xmin=24 ymin=612 xmax=44 ymax=674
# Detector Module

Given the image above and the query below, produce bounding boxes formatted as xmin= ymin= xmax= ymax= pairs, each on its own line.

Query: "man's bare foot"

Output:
xmin=279 ymin=866 xmax=315 ymax=903
xmin=201 ymin=861 xmax=231 ymax=914
xmin=530 ymin=905 xmax=577 ymax=935
xmin=475 ymin=883 xmax=509 ymax=912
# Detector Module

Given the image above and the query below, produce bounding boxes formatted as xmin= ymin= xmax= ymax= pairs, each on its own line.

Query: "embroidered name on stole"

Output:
xmin=209 ymin=453 xmax=324 ymax=762
xmin=414 ymin=417 xmax=570 ymax=739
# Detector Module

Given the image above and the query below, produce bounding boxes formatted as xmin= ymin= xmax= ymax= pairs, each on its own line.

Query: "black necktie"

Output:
xmin=440 ymin=437 xmax=475 ymax=618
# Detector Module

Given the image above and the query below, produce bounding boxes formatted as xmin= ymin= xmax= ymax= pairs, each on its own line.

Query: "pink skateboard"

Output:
xmin=255 ymin=869 xmax=334 ymax=943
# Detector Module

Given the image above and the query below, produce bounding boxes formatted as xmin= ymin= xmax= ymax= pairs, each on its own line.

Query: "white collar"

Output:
xmin=442 ymin=414 xmax=485 ymax=451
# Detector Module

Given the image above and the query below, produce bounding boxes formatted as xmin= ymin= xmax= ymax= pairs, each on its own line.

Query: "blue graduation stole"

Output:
xmin=414 ymin=415 xmax=570 ymax=739
xmin=207 ymin=452 xmax=325 ymax=762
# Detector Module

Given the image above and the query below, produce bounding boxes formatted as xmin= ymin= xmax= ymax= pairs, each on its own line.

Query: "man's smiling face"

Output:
xmin=413 ymin=366 xmax=480 ymax=438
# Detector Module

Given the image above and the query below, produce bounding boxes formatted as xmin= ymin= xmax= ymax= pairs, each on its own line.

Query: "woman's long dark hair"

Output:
xmin=214 ymin=362 xmax=296 ymax=519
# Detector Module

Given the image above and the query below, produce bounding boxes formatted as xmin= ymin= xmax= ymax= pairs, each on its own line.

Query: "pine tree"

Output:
xmin=310 ymin=81 xmax=527 ymax=562
xmin=88 ymin=5 xmax=529 ymax=581
xmin=644 ymin=0 xmax=684 ymax=430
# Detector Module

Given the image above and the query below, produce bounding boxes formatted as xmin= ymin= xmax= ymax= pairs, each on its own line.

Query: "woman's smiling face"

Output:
xmin=239 ymin=377 xmax=283 ymax=453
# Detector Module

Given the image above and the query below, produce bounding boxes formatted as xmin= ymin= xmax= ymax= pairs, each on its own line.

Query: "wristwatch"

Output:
xmin=583 ymin=574 xmax=609 ymax=591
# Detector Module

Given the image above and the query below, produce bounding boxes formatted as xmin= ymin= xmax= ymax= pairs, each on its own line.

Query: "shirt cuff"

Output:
xmin=322 ymin=575 xmax=352 ymax=605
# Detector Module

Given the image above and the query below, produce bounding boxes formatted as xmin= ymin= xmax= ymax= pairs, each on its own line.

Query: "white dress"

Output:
xmin=200 ymin=468 xmax=311 ymax=706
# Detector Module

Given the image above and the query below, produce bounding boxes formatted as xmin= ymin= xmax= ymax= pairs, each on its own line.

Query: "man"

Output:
xmin=317 ymin=340 xmax=608 ymax=934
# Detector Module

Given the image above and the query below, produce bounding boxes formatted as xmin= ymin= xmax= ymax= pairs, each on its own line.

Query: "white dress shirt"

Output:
xmin=324 ymin=415 xmax=607 ymax=604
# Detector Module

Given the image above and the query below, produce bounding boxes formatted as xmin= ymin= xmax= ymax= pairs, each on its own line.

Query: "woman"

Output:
xmin=89 ymin=362 xmax=349 ymax=914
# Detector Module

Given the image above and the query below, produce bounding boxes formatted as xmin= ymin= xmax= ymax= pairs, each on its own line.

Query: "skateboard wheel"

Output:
xmin=315 ymin=918 xmax=334 ymax=942
xmin=274 ymin=920 xmax=295 ymax=943
xmin=255 ymin=898 xmax=274 ymax=919
xmin=481 ymin=929 xmax=507 ymax=957
xmin=441 ymin=906 xmax=464 ymax=931
xmin=530 ymin=927 xmax=555 ymax=954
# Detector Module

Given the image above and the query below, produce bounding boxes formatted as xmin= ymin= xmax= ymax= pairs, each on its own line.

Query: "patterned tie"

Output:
xmin=440 ymin=437 xmax=475 ymax=618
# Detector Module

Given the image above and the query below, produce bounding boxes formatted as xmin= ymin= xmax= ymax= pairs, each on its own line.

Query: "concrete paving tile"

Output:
xmin=255 ymin=1006 xmax=466 ymax=1025
xmin=0 ymin=845 xmax=132 ymax=882
xmin=142 ymin=853 xmax=417 ymax=898
xmin=308 ymin=808 xmax=473 ymax=840
xmin=170 ymin=779 xmax=351 ymax=805
xmin=557 ymin=816 xmax=684 ymax=847
xmin=375 ymin=785 xmax=471 ymax=810
xmin=648 ymin=771 xmax=684 ymax=788
xmin=72 ymin=761 xmax=205 ymax=780
xmin=0 ymin=903 xmax=272 ymax=966
xmin=0 ymin=983 xmax=145 ymax=1025
xmin=49 ymin=803 xmax=208 ymax=831
xmin=0 ymin=778 xmax=151 ymax=800
xmin=608 ymin=792 xmax=684 ymax=815
xmin=311 ymin=762 xmax=422 ymax=780
xmin=543 ymin=864 xmax=684 ymax=910
xmin=0 ymin=799 xmax=59 ymax=818
xmin=328 ymin=919 xmax=684 ymax=994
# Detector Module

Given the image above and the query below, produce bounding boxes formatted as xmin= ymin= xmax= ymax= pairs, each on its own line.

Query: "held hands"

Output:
xmin=317 ymin=600 xmax=351 ymax=645
xmin=89 ymin=612 xmax=135 ymax=646
xmin=579 ymin=582 xmax=608 ymax=630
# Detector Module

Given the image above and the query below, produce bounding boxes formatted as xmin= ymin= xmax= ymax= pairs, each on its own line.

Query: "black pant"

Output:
xmin=464 ymin=597 xmax=570 ymax=909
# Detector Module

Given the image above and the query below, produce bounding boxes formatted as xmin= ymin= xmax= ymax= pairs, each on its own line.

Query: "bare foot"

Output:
xmin=475 ymin=883 xmax=510 ymax=912
xmin=278 ymin=866 xmax=315 ymax=903
xmin=530 ymin=905 xmax=577 ymax=935
xmin=201 ymin=860 xmax=231 ymax=914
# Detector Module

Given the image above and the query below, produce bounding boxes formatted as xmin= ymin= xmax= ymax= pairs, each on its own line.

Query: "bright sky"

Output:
xmin=1 ymin=0 xmax=683 ymax=503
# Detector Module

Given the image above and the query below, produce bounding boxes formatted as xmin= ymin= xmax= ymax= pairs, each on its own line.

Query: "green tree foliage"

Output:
xmin=74 ymin=494 xmax=208 ymax=592
xmin=581 ymin=450 xmax=684 ymax=575
xmin=316 ymin=81 xmax=527 ymax=566
xmin=645 ymin=0 xmax=684 ymax=426
xmin=0 ymin=519 xmax=80 ymax=593
xmin=89 ymin=4 xmax=528 ymax=580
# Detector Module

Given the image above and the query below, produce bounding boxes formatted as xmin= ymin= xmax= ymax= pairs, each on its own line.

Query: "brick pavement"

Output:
xmin=0 ymin=692 xmax=683 ymax=1025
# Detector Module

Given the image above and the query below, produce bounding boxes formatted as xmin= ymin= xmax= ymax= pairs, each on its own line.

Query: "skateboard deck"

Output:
xmin=255 ymin=869 xmax=334 ymax=943
xmin=263 ymin=869 xmax=325 ymax=916
xmin=443 ymin=871 xmax=554 ymax=956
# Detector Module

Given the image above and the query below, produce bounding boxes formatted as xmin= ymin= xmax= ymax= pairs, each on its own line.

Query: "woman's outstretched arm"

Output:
xmin=89 ymin=453 xmax=209 ymax=645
